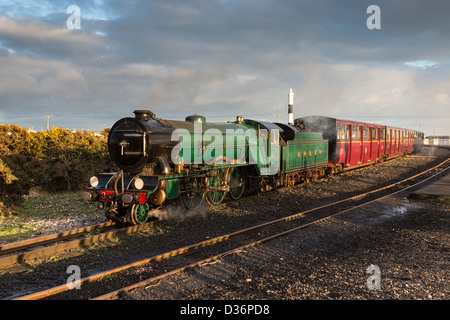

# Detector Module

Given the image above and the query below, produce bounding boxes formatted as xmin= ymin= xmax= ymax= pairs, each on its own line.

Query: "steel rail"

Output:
xmin=0 ymin=221 xmax=156 ymax=269
xmin=15 ymin=156 xmax=450 ymax=300
xmin=0 ymin=222 xmax=115 ymax=256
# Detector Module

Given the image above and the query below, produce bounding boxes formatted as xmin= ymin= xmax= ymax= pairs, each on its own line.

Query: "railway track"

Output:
xmin=0 ymin=152 xmax=428 ymax=270
xmin=14 ymin=155 xmax=450 ymax=300
xmin=1 ymin=149 xmax=441 ymax=269
xmin=0 ymin=221 xmax=156 ymax=269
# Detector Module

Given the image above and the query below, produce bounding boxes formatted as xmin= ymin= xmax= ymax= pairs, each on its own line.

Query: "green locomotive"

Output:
xmin=83 ymin=110 xmax=328 ymax=224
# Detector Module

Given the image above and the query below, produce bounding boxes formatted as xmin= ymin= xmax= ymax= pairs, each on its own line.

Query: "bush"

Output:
xmin=0 ymin=125 xmax=115 ymax=204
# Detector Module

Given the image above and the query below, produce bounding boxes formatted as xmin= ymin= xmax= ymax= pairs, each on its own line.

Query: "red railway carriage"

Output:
xmin=385 ymin=126 xmax=415 ymax=158
xmin=294 ymin=116 xmax=421 ymax=172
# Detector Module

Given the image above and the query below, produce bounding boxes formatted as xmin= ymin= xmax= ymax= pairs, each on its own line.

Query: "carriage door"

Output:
xmin=388 ymin=129 xmax=392 ymax=156
xmin=364 ymin=126 xmax=371 ymax=163
xmin=346 ymin=124 xmax=351 ymax=166
xmin=339 ymin=123 xmax=350 ymax=166
xmin=359 ymin=125 xmax=363 ymax=164
xmin=395 ymin=130 xmax=399 ymax=154
xmin=348 ymin=125 xmax=353 ymax=166
xmin=373 ymin=128 xmax=379 ymax=160
xmin=393 ymin=130 xmax=396 ymax=154
xmin=351 ymin=125 xmax=362 ymax=165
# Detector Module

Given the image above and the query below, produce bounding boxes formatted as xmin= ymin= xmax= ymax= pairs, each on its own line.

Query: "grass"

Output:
xmin=19 ymin=191 xmax=99 ymax=219
xmin=0 ymin=218 xmax=38 ymax=243
xmin=0 ymin=191 xmax=102 ymax=244
xmin=425 ymin=196 xmax=450 ymax=204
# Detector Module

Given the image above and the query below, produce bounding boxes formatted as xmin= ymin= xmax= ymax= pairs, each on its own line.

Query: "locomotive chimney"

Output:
xmin=288 ymin=88 xmax=294 ymax=125
xmin=134 ymin=110 xmax=155 ymax=121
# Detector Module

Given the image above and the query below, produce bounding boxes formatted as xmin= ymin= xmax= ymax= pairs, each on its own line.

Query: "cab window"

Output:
xmin=270 ymin=130 xmax=279 ymax=144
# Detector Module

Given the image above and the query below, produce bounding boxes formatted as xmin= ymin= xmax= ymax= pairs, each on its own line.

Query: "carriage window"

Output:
xmin=373 ymin=128 xmax=378 ymax=140
xmin=363 ymin=126 xmax=369 ymax=140
xmin=337 ymin=124 xmax=347 ymax=140
xmin=380 ymin=128 xmax=385 ymax=140
xmin=352 ymin=125 xmax=360 ymax=140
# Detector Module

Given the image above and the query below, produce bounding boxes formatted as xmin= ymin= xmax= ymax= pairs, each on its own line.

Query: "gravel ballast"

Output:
xmin=0 ymin=146 xmax=448 ymax=302
xmin=125 ymin=193 xmax=449 ymax=300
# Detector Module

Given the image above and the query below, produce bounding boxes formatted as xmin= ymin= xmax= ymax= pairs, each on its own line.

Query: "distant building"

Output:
xmin=23 ymin=127 xmax=36 ymax=133
xmin=424 ymin=136 xmax=450 ymax=147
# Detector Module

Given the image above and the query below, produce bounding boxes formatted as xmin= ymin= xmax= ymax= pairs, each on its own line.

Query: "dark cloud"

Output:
xmin=0 ymin=0 xmax=449 ymax=134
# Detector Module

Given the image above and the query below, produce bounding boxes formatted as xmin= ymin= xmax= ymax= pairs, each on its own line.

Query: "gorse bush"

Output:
xmin=0 ymin=125 xmax=115 ymax=204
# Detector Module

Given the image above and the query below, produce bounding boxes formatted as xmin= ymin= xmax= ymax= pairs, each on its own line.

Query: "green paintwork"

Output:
xmin=167 ymin=119 xmax=250 ymax=166
xmin=185 ymin=114 xmax=206 ymax=123
xmin=166 ymin=179 xmax=179 ymax=199
xmin=282 ymin=132 xmax=328 ymax=173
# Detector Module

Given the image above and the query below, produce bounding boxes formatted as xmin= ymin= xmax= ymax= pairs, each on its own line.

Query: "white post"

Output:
xmin=288 ymin=88 xmax=294 ymax=125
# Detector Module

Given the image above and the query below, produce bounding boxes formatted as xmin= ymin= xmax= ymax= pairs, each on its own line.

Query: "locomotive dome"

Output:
xmin=185 ymin=114 xmax=206 ymax=123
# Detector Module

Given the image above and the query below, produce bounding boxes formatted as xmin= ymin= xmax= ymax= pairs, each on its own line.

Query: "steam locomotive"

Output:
xmin=83 ymin=110 xmax=423 ymax=225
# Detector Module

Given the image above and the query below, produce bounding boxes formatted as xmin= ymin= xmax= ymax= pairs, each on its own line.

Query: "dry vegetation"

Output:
xmin=0 ymin=124 xmax=115 ymax=212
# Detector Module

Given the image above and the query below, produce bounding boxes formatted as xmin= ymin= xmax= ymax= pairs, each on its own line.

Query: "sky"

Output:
xmin=0 ymin=0 xmax=449 ymax=136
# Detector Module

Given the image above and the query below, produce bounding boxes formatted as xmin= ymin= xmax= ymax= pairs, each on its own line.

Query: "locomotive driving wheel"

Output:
xmin=165 ymin=199 xmax=180 ymax=218
xmin=228 ymin=167 xmax=245 ymax=200
xmin=206 ymin=168 xmax=227 ymax=205
xmin=180 ymin=176 xmax=205 ymax=210
xmin=128 ymin=203 xmax=150 ymax=225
